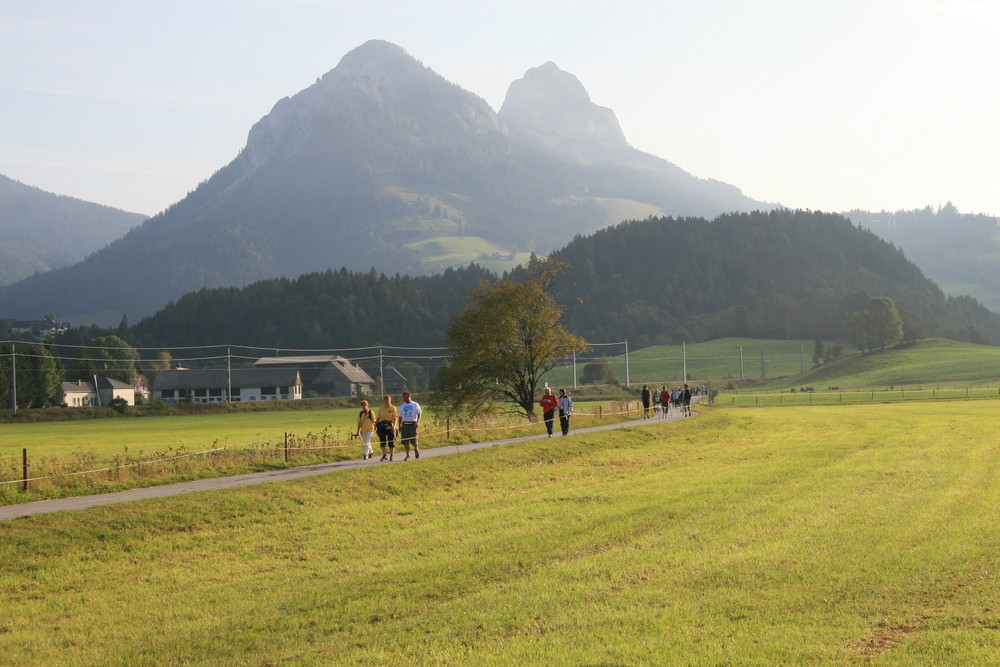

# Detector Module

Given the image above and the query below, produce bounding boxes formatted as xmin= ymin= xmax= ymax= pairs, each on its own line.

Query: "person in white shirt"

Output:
xmin=557 ymin=388 xmax=573 ymax=436
xmin=397 ymin=391 xmax=422 ymax=460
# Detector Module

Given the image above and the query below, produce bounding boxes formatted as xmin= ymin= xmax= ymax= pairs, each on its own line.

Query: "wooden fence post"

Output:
xmin=22 ymin=448 xmax=28 ymax=492
xmin=284 ymin=432 xmax=289 ymax=463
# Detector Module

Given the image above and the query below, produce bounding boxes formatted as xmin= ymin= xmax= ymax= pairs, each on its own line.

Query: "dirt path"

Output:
xmin=0 ymin=407 xmax=695 ymax=521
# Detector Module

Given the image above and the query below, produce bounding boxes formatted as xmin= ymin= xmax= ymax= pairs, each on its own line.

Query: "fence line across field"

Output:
xmin=0 ymin=401 xmax=654 ymax=489
xmin=2 ymin=339 xmax=828 ymax=393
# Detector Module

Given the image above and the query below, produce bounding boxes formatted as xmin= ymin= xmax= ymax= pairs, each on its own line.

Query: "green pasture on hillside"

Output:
xmin=756 ymin=337 xmax=1000 ymax=391
xmin=1 ymin=400 xmax=997 ymax=664
xmin=544 ymin=337 xmax=833 ymax=388
xmin=405 ymin=235 xmax=532 ymax=273
xmin=544 ymin=337 xmax=1000 ymax=392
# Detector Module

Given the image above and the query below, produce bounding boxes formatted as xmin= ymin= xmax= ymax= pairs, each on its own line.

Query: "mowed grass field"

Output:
xmin=0 ymin=401 xmax=622 ymax=460
xmin=1 ymin=400 xmax=997 ymax=664
xmin=0 ymin=409 xmax=356 ymax=459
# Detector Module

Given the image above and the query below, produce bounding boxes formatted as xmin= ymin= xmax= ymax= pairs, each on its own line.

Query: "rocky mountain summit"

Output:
xmin=500 ymin=61 xmax=630 ymax=162
xmin=0 ymin=40 xmax=764 ymax=324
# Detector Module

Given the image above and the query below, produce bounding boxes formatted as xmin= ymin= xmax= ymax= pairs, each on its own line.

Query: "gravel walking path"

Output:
xmin=0 ymin=407 xmax=695 ymax=521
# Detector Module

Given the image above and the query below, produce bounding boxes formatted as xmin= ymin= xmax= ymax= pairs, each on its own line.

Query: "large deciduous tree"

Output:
xmin=849 ymin=297 xmax=904 ymax=353
xmin=433 ymin=257 xmax=589 ymax=417
xmin=67 ymin=335 xmax=140 ymax=384
xmin=1 ymin=342 xmax=63 ymax=408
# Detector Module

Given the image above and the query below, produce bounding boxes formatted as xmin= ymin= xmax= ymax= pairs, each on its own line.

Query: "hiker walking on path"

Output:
xmin=397 ymin=391 xmax=422 ymax=460
xmin=356 ymin=399 xmax=377 ymax=460
xmin=557 ymin=388 xmax=573 ymax=436
xmin=376 ymin=395 xmax=398 ymax=461
xmin=640 ymin=385 xmax=652 ymax=418
xmin=682 ymin=384 xmax=693 ymax=417
xmin=540 ymin=387 xmax=559 ymax=436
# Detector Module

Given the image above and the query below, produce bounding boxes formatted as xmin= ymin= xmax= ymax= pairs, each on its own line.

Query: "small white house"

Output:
xmin=152 ymin=369 xmax=302 ymax=403
xmin=61 ymin=380 xmax=96 ymax=407
xmin=59 ymin=377 xmax=136 ymax=407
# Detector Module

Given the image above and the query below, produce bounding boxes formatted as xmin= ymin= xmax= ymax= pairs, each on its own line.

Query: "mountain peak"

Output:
xmin=335 ymin=39 xmax=417 ymax=72
xmin=499 ymin=61 xmax=629 ymax=161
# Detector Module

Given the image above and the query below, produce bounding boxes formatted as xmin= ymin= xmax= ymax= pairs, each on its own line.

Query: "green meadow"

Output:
xmin=545 ymin=337 xmax=834 ymax=388
xmin=545 ymin=337 xmax=1000 ymax=391
xmin=756 ymin=337 xmax=1000 ymax=390
xmin=1 ymin=400 xmax=997 ymax=664
xmin=0 ymin=400 xmax=634 ymax=501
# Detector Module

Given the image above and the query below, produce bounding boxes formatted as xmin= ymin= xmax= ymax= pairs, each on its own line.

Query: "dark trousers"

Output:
xmin=377 ymin=423 xmax=395 ymax=449
xmin=543 ymin=410 xmax=555 ymax=435
xmin=559 ymin=410 xmax=570 ymax=435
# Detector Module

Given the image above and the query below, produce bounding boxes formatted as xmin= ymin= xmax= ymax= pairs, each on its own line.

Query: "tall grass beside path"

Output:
xmin=0 ymin=400 xmax=641 ymax=504
xmin=0 ymin=401 xmax=997 ymax=663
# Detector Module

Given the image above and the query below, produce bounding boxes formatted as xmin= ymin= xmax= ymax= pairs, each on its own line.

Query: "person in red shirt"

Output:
xmin=539 ymin=386 xmax=559 ymax=437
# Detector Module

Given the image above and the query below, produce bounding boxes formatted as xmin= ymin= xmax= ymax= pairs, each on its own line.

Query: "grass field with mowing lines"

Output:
xmin=1 ymin=400 xmax=997 ymax=664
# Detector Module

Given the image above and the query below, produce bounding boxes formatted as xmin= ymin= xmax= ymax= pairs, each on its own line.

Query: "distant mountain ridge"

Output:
xmin=0 ymin=40 xmax=766 ymax=325
xmin=0 ymin=174 xmax=146 ymax=287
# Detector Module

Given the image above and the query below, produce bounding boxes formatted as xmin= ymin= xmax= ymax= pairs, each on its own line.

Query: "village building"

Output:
xmin=8 ymin=318 xmax=71 ymax=338
xmin=377 ymin=363 xmax=409 ymax=396
xmin=152 ymin=369 xmax=302 ymax=403
xmin=253 ymin=356 xmax=374 ymax=396
xmin=59 ymin=377 xmax=136 ymax=407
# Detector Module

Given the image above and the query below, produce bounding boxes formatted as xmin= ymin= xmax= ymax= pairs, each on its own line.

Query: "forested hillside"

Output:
xmin=131 ymin=265 xmax=494 ymax=349
xmin=0 ymin=174 xmax=145 ymax=285
xmin=847 ymin=204 xmax=1000 ymax=312
xmin=128 ymin=210 xmax=1000 ymax=350
xmin=555 ymin=209 xmax=1000 ymax=344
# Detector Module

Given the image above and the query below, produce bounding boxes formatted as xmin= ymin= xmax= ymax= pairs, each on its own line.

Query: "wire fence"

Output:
xmin=0 ymin=399 xmax=657 ymax=499
xmin=1 ymin=338 xmax=845 ymax=408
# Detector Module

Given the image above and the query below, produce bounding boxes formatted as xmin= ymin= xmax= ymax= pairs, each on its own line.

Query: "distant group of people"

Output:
xmin=640 ymin=384 xmax=694 ymax=418
xmin=356 ymin=387 xmax=579 ymax=462
xmin=356 ymin=380 xmax=700 ymax=461
xmin=356 ymin=391 xmax=421 ymax=461
xmin=539 ymin=387 xmax=574 ymax=436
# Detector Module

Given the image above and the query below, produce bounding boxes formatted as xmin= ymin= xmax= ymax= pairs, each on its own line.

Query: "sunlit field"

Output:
xmin=0 ymin=400 xmax=634 ymax=502
xmin=1 ymin=400 xmax=997 ymax=664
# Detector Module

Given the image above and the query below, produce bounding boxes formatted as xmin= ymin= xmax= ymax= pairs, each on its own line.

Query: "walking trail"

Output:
xmin=0 ymin=406 xmax=695 ymax=521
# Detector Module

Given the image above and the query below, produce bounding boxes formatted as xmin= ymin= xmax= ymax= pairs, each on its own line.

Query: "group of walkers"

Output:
xmin=640 ymin=384 xmax=693 ymax=418
xmin=355 ymin=391 xmax=422 ymax=462
xmin=355 ymin=381 xmax=695 ymax=460
xmin=539 ymin=387 xmax=574 ymax=437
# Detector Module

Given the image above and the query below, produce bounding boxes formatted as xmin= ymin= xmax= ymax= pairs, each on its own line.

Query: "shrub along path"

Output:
xmin=0 ymin=406 xmax=694 ymax=521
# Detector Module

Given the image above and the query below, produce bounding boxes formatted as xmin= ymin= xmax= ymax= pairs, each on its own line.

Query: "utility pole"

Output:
xmin=379 ymin=347 xmax=385 ymax=397
xmin=11 ymin=344 xmax=16 ymax=415
xmin=682 ymin=342 xmax=687 ymax=383
xmin=572 ymin=351 xmax=577 ymax=389
xmin=624 ymin=340 xmax=630 ymax=388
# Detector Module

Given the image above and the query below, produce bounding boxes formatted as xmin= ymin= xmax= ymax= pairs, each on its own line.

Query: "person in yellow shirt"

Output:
xmin=356 ymin=399 xmax=377 ymax=460
xmin=375 ymin=394 xmax=399 ymax=461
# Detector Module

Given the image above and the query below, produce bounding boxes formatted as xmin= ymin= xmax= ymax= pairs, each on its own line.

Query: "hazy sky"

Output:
xmin=2 ymin=0 xmax=998 ymax=217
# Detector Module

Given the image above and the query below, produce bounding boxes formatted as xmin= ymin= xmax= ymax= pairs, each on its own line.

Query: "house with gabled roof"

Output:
xmin=59 ymin=377 xmax=136 ymax=407
xmin=152 ymin=369 xmax=302 ymax=403
xmin=253 ymin=356 xmax=374 ymax=396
